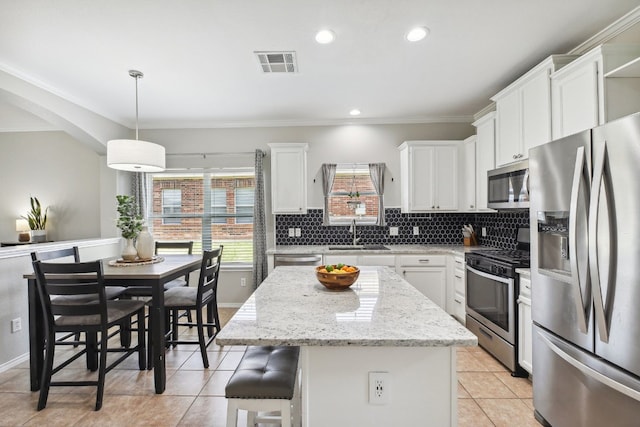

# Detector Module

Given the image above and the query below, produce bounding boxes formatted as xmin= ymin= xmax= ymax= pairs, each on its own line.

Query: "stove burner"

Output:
xmin=475 ymin=249 xmax=530 ymax=262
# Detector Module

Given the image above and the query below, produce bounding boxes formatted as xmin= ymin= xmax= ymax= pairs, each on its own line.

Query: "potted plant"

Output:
xmin=115 ymin=195 xmax=144 ymax=260
xmin=22 ymin=196 xmax=48 ymax=243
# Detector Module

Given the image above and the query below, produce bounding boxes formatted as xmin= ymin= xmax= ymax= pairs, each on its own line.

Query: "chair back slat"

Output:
xmin=33 ymin=260 xmax=108 ymax=324
xmin=31 ymin=246 xmax=80 ymax=262
xmin=197 ymin=246 xmax=223 ymax=302
xmin=155 ymin=241 xmax=193 ymax=255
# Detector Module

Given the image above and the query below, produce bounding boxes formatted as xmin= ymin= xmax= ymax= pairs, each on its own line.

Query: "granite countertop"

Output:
xmin=516 ymin=268 xmax=531 ymax=278
xmin=267 ymin=244 xmax=488 ymax=256
xmin=216 ymin=265 xmax=477 ymax=348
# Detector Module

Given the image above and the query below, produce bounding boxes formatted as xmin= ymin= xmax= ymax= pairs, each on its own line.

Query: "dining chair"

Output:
xmin=162 ymin=246 xmax=223 ymax=368
xmin=155 ymin=241 xmax=195 ymax=325
xmin=32 ymin=259 xmax=146 ymax=411
xmin=30 ymin=247 xmax=127 ymax=349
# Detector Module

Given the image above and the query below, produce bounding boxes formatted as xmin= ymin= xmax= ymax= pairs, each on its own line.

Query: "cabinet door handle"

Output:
xmin=436 ymin=206 xmax=440 ymax=209
xmin=418 ymin=259 xmax=430 ymax=263
xmin=432 ymin=205 xmax=435 ymax=209
xmin=513 ymin=154 xmax=517 ymax=159
xmin=470 ymin=205 xmax=474 ymax=208
xmin=454 ymin=298 xmax=462 ymax=304
xmin=455 ymin=275 xmax=462 ymax=279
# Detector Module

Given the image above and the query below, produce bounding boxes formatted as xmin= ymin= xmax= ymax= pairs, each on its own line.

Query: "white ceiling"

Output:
xmin=1 ymin=0 xmax=639 ymax=130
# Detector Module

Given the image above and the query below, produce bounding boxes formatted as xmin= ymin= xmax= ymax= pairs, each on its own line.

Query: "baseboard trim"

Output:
xmin=0 ymin=352 xmax=29 ymax=374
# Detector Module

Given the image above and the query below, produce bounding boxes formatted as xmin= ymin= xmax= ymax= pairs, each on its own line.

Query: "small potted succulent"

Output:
xmin=115 ymin=195 xmax=144 ymax=260
xmin=22 ymin=196 xmax=49 ymax=243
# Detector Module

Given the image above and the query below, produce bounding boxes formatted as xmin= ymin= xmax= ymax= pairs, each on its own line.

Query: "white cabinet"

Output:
xmin=324 ymin=254 xmax=395 ymax=267
xmin=450 ymin=254 xmax=466 ymax=324
xmin=269 ymin=143 xmax=308 ymax=214
xmin=399 ymin=141 xmax=460 ymax=212
xmin=492 ymin=55 xmax=577 ymax=166
xmin=472 ymin=112 xmax=496 ymax=211
xmin=551 ymin=44 xmax=640 ymax=139
xmin=518 ymin=274 xmax=532 ymax=375
xmin=396 ymin=255 xmax=447 ymax=310
xmin=461 ymin=136 xmax=476 ymax=211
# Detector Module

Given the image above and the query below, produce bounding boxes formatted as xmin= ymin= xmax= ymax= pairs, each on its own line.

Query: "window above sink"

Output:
xmin=325 ymin=163 xmax=383 ymax=226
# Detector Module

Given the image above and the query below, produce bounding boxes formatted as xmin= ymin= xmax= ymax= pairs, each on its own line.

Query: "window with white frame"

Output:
xmin=328 ymin=164 xmax=380 ymax=225
xmin=147 ymin=168 xmax=255 ymax=264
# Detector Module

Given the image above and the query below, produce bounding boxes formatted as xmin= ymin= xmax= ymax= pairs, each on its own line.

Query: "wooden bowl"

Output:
xmin=315 ymin=265 xmax=360 ymax=290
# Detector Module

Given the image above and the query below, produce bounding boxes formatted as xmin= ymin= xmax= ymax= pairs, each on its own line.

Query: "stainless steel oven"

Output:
xmin=465 ymin=237 xmax=530 ymax=377
xmin=487 ymin=160 xmax=529 ymax=210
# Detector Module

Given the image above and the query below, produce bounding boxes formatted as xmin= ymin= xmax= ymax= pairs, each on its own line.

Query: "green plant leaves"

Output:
xmin=116 ymin=195 xmax=144 ymax=239
xmin=22 ymin=196 xmax=48 ymax=230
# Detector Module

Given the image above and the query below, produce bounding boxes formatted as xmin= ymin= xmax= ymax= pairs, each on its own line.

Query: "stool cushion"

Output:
xmin=163 ymin=287 xmax=213 ymax=308
xmin=163 ymin=277 xmax=187 ymax=290
xmin=225 ymin=346 xmax=300 ymax=400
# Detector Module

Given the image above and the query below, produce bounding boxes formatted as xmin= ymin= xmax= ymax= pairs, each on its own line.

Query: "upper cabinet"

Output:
xmin=399 ymin=141 xmax=460 ymax=213
xmin=551 ymin=44 xmax=640 ymax=139
xmin=269 ymin=143 xmax=308 ymax=214
xmin=461 ymin=136 xmax=476 ymax=211
xmin=472 ymin=112 xmax=496 ymax=211
xmin=492 ymin=55 xmax=577 ymax=167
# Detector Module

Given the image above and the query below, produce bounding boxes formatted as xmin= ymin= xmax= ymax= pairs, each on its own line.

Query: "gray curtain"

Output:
xmin=321 ymin=163 xmax=337 ymax=225
xmin=369 ymin=163 xmax=386 ymax=226
xmin=253 ymin=149 xmax=268 ymax=288
xmin=131 ymin=172 xmax=148 ymax=220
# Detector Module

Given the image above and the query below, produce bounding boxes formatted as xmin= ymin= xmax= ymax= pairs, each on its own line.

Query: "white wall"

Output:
xmin=0 ymin=131 xmax=105 ymax=242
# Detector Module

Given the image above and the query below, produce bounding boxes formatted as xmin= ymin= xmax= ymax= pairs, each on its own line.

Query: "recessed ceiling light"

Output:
xmin=406 ymin=26 xmax=429 ymax=42
xmin=349 ymin=109 xmax=361 ymax=116
xmin=315 ymin=29 xmax=335 ymax=44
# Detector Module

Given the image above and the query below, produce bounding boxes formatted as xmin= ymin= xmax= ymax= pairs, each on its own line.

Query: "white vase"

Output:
xmin=135 ymin=226 xmax=155 ymax=260
xmin=122 ymin=238 xmax=138 ymax=261
xmin=31 ymin=229 xmax=47 ymax=243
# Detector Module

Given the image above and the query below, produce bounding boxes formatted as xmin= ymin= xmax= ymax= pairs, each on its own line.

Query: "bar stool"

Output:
xmin=225 ymin=346 xmax=301 ymax=427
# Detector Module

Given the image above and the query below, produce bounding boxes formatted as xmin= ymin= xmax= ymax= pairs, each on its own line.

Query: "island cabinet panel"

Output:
xmin=451 ymin=253 xmax=466 ymax=324
xmin=301 ymin=346 xmax=456 ymax=427
xmin=269 ymin=143 xmax=308 ymax=214
xmin=518 ymin=274 xmax=533 ymax=375
xmin=398 ymin=141 xmax=460 ymax=212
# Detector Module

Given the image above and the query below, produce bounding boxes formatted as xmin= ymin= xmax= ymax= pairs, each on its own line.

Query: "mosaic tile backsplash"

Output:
xmin=275 ymin=209 xmax=530 ymax=250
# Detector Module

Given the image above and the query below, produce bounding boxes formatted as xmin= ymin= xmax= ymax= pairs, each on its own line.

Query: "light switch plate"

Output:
xmin=389 ymin=227 xmax=399 ymax=236
xmin=295 ymin=228 xmax=301 ymax=237
xmin=413 ymin=226 xmax=420 ymax=235
xmin=288 ymin=228 xmax=295 ymax=237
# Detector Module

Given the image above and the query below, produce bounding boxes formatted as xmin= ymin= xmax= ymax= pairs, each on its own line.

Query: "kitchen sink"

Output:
xmin=328 ymin=245 xmax=389 ymax=250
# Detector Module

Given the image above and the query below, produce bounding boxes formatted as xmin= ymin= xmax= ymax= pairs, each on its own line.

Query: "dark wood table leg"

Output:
xmin=28 ymin=278 xmax=43 ymax=391
xmin=151 ymin=280 xmax=166 ymax=393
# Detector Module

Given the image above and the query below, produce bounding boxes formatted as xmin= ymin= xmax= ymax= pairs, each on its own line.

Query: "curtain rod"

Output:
xmin=166 ymin=151 xmax=265 ymax=158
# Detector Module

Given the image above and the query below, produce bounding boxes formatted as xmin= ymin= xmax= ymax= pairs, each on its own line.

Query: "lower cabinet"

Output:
xmin=396 ymin=255 xmax=447 ymax=310
xmin=518 ymin=275 xmax=533 ymax=375
xmin=451 ymin=254 xmax=466 ymax=324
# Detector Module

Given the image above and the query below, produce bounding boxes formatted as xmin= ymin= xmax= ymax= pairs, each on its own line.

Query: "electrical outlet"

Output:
xmin=413 ymin=226 xmax=420 ymax=235
xmin=295 ymin=228 xmax=301 ymax=237
xmin=368 ymin=372 xmax=390 ymax=405
xmin=288 ymin=228 xmax=295 ymax=237
xmin=482 ymin=227 xmax=487 ymax=237
xmin=11 ymin=318 xmax=22 ymax=333
xmin=240 ymin=278 xmax=247 ymax=287
xmin=389 ymin=227 xmax=399 ymax=236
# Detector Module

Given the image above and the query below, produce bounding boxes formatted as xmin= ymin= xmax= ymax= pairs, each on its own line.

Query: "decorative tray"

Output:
xmin=108 ymin=256 xmax=164 ymax=267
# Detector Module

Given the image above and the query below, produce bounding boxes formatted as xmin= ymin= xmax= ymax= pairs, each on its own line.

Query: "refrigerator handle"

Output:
xmin=569 ymin=146 xmax=589 ymax=333
xmin=539 ymin=332 xmax=640 ymax=403
xmin=589 ymin=140 xmax=610 ymax=343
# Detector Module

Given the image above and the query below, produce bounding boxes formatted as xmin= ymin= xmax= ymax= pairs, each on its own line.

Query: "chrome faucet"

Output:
xmin=350 ymin=219 xmax=361 ymax=246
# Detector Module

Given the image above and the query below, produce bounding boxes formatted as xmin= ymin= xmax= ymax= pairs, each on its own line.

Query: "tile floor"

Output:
xmin=0 ymin=309 xmax=538 ymax=426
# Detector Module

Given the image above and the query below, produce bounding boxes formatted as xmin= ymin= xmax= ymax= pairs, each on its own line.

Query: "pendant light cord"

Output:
xmin=134 ymin=74 xmax=139 ymax=140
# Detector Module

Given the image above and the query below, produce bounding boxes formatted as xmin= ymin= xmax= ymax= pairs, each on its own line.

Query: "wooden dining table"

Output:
xmin=25 ymin=254 xmax=202 ymax=394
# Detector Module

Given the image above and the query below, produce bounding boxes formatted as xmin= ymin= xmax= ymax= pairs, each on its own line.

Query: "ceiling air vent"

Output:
xmin=254 ymin=51 xmax=297 ymax=73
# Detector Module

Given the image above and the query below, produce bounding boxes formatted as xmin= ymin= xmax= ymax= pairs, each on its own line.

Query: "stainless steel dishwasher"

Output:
xmin=274 ymin=254 xmax=323 ymax=267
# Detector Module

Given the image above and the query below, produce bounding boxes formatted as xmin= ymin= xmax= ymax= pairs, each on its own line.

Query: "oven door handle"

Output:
xmin=466 ymin=265 xmax=513 ymax=285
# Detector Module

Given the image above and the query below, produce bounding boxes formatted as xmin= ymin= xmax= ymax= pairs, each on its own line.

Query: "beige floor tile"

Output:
xmin=200 ymin=370 xmax=234 ymax=396
xmin=180 ymin=350 xmax=227 ymax=371
xmin=493 ymin=372 xmax=533 ymax=398
xmin=0 ymin=368 xmax=32 ymax=392
xmin=522 ymin=398 xmax=535 ymax=411
xmin=72 ymin=395 xmax=153 ymax=426
xmin=467 ymin=345 xmax=484 ymax=353
xmin=458 ymin=372 xmax=518 ymax=399
xmin=164 ymin=348 xmax=199 ymax=369
xmin=164 ymin=369 xmax=213 ymax=396
xmin=457 ymin=381 xmax=472 ymax=399
xmin=217 ymin=351 xmax=244 ymax=371
xmin=470 ymin=350 xmax=509 ymax=372
xmin=457 ymin=398 xmax=494 ymax=427
xmin=177 ymin=395 xmax=248 ymax=427
xmin=476 ymin=398 xmax=539 ymax=427
xmin=130 ymin=395 xmax=196 ymax=427
xmin=105 ymin=368 xmax=172 ymax=396
xmin=457 ymin=351 xmax=489 ymax=372
xmin=0 ymin=392 xmax=41 ymax=426
xmin=22 ymin=393 xmax=96 ymax=426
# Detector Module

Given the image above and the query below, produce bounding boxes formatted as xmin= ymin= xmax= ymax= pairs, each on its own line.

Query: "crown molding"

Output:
xmin=569 ymin=6 xmax=640 ymax=54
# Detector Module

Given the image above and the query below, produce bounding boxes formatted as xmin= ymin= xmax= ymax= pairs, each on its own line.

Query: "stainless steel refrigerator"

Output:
xmin=529 ymin=112 xmax=640 ymax=427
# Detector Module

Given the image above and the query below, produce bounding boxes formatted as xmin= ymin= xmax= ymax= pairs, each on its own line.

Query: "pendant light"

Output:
xmin=107 ymin=70 xmax=165 ymax=172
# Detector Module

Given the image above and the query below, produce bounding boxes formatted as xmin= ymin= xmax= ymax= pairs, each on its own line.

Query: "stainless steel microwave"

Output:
xmin=487 ymin=160 xmax=529 ymax=210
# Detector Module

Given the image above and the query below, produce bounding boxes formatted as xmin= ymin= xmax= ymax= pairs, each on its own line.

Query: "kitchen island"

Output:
xmin=216 ymin=266 xmax=477 ymax=426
